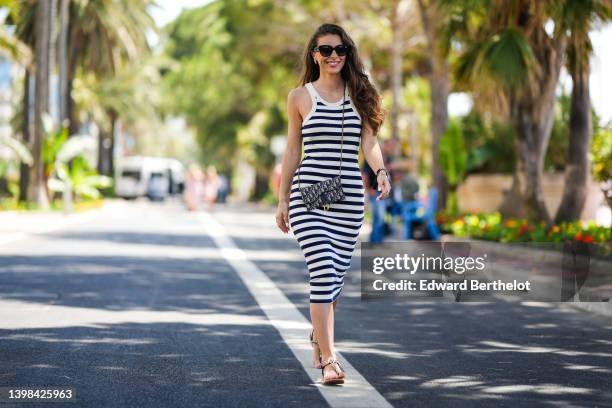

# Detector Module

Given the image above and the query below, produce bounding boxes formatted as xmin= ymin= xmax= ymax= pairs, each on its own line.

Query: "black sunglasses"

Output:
xmin=313 ymin=44 xmax=350 ymax=57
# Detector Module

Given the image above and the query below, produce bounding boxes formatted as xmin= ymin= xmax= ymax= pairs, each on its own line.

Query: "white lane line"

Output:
xmin=197 ymin=211 xmax=393 ymax=408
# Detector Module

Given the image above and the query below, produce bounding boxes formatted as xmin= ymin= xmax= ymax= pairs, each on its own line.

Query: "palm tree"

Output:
xmin=69 ymin=0 xmax=155 ymax=178
xmin=555 ymin=0 xmax=612 ymax=223
xmin=27 ymin=0 xmax=52 ymax=207
xmin=0 ymin=0 xmax=32 ymax=64
xmin=80 ymin=59 xmax=161 ymax=177
xmin=0 ymin=1 xmax=33 ymax=202
xmin=64 ymin=0 xmax=155 ymax=136
xmin=450 ymin=0 xmax=568 ymax=224
xmin=18 ymin=0 xmax=155 ymax=131
xmin=417 ymin=0 xmax=451 ymax=210
xmin=57 ymin=0 xmax=69 ymax=123
xmin=16 ymin=0 xmax=155 ymax=187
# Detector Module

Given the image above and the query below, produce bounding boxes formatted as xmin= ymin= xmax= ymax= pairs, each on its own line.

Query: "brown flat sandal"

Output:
xmin=321 ymin=359 xmax=345 ymax=385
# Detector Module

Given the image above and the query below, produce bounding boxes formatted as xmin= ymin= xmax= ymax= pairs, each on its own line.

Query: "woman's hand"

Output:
xmin=276 ymin=199 xmax=291 ymax=233
xmin=376 ymin=172 xmax=391 ymax=200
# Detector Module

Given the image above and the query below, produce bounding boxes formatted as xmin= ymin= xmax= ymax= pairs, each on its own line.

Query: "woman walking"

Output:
xmin=275 ymin=23 xmax=391 ymax=385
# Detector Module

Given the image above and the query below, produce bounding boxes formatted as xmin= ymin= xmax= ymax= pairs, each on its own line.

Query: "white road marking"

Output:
xmin=197 ymin=211 xmax=393 ymax=408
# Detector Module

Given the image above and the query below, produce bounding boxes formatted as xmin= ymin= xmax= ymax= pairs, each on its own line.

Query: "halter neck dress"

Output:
xmin=288 ymin=82 xmax=365 ymax=303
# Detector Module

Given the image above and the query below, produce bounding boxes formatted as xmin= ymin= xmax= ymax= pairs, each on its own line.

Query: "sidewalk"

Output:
xmin=0 ymin=201 xmax=110 ymax=245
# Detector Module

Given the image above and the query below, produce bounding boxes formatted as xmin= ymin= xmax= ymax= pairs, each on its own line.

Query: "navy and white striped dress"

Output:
xmin=288 ymin=82 xmax=365 ymax=303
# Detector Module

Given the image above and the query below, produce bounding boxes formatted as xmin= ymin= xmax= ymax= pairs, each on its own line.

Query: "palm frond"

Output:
xmin=0 ymin=133 xmax=33 ymax=165
xmin=71 ymin=0 xmax=156 ymax=76
xmin=55 ymin=134 xmax=96 ymax=164
xmin=0 ymin=0 xmax=20 ymax=20
xmin=455 ymin=27 xmax=535 ymax=90
xmin=0 ymin=27 xmax=32 ymax=65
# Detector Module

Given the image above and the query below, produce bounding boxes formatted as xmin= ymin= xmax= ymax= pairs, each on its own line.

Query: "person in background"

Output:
xmin=363 ymin=138 xmax=395 ymax=242
xmin=204 ymin=165 xmax=220 ymax=209
xmin=217 ymin=173 xmax=229 ymax=203
xmin=271 ymin=162 xmax=283 ymax=200
xmin=184 ymin=164 xmax=205 ymax=211
xmin=399 ymin=159 xmax=420 ymax=203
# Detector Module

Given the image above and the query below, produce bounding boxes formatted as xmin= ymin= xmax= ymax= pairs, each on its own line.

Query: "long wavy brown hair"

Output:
xmin=299 ymin=24 xmax=385 ymax=135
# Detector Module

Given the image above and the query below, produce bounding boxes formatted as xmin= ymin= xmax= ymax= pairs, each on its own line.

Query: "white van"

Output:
xmin=116 ymin=156 xmax=183 ymax=200
xmin=165 ymin=158 xmax=185 ymax=195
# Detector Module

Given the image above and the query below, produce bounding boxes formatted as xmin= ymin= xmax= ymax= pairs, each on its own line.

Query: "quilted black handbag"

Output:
xmin=296 ymin=84 xmax=346 ymax=211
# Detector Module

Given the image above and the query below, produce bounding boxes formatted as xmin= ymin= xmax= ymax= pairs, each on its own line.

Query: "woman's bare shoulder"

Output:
xmin=288 ymin=86 xmax=311 ymax=118
xmin=288 ymin=85 xmax=309 ymax=103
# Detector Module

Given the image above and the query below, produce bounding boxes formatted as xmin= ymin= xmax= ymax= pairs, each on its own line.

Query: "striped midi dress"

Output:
xmin=288 ymin=82 xmax=365 ymax=303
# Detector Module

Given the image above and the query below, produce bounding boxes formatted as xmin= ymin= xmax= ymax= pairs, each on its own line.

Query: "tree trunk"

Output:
xmin=97 ymin=127 xmax=109 ymax=176
xmin=502 ymin=89 xmax=558 ymax=224
xmin=58 ymin=0 xmax=70 ymax=124
xmin=390 ymin=0 xmax=403 ymax=142
xmin=28 ymin=0 xmax=52 ymax=208
xmin=252 ymin=171 xmax=269 ymax=201
xmin=67 ymin=4 xmax=81 ymax=137
xmin=508 ymin=97 xmax=550 ymax=222
xmin=19 ymin=69 xmax=31 ymax=203
xmin=499 ymin=29 xmax=566 ymax=224
xmin=602 ymin=185 xmax=612 ymax=239
xmin=109 ymin=113 xmax=116 ymax=178
xmin=98 ymin=110 xmax=118 ymax=178
xmin=417 ymin=0 xmax=449 ymax=211
xmin=555 ymin=50 xmax=592 ymax=223
xmin=430 ymin=66 xmax=450 ymax=211
xmin=66 ymin=68 xmax=78 ymax=135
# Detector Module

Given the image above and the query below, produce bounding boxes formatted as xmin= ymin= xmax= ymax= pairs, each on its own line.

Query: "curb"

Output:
xmin=443 ymin=237 xmax=612 ymax=319
xmin=562 ymin=301 xmax=612 ymax=319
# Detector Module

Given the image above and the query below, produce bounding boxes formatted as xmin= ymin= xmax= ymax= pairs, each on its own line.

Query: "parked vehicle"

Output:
xmin=146 ymin=171 xmax=170 ymax=201
xmin=165 ymin=158 xmax=185 ymax=195
xmin=115 ymin=156 xmax=185 ymax=200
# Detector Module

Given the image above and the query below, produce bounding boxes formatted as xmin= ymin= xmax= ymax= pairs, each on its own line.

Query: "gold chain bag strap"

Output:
xmin=297 ymin=83 xmax=346 ymax=211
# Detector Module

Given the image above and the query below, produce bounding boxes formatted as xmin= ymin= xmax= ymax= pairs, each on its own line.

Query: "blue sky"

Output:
xmin=152 ymin=1 xmax=612 ymax=124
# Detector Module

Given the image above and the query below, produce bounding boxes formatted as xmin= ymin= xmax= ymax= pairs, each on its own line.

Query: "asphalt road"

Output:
xmin=0 ymin=199 xmax=611 ymax=408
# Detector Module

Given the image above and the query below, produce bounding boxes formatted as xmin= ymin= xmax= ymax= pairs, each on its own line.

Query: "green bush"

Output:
xmin=443 ymin=211 xmax=610 ymax=250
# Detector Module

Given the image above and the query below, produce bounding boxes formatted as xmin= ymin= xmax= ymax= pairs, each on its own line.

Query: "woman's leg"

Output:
xmin=328 ymin=302 xmax=335 ymax=354
xmin=328 ymin=299 xmax=338 ymax=354
xmin=311 ymin=298 xmax=338 ymax=367
xmin=311 ymin=303 xmax=332 ymax=360
xmin=311 ymin=302 xmax=343 ymax=381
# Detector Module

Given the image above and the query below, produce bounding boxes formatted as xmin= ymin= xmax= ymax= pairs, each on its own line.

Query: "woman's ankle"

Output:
xmin=321 ymin=353 xmax=336 ymax=364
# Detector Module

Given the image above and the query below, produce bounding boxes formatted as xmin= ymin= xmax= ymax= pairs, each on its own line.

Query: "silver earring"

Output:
xmin=314 ymin=58 xmax=318 ymax=65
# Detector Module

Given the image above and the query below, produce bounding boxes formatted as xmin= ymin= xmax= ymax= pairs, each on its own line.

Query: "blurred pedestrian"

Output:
xmin=399 ymin=159 xmax=420 ymax=203
xmin=184 ymin=164 xmax=204 ymax=211
xmin=271 ymin=162 xmax=282 ymax=198
xmin=217 ymin=173 xmax=229 ymax=203
xmin=363 ymin=138 xmax=395 ymax=242
xmin=204 ymin=165 xmax=220 ymax=209
xmin=392 ymin=159 xmax=422 ymax=239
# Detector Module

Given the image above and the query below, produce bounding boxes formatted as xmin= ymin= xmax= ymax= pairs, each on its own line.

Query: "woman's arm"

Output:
xmin=361 ymin=123 xmax=391 ymax=200
xmin=278 ymin=89 xmax=303 ymax=204
xmin=276 ymin=88 xmax=304 ymax=233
